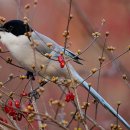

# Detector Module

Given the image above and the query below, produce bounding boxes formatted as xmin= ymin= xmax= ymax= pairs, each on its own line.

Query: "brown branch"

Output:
xmin=64 ymin=0 xmax=73 ymax=53
xmin=84 ymin=114 xmax=105 ymax=130
xmin=34 ymin=113 xmax=69 ymax=130
xmin=0 ymin=120 xmax=17 ymax=130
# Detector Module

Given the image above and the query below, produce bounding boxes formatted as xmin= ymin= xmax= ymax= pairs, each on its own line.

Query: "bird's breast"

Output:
xmin=2 ymin=34 xmax=70 ymax=79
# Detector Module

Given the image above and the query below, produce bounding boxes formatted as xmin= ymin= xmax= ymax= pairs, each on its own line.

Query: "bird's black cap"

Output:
xmin=0 ymin=20 xmax=33 ymax=36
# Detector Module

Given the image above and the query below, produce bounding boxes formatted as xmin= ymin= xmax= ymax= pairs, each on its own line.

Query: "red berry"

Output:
xmin=65 ymin=91 xmax=75 ymax=102
xmin=4 ymin=106 xmax=10 ymax=113
xmin=58 ymin=55 xmax=65 ymax=68
xmin=14 ymin=100 xmax=20 ymax=108
xmin=60 ymin=61 xmax=65 ymax=68
xmin=65 ymin=95 xmax=71 ymax=102
xmin=9 ymin=109 xmax=16 ymax=116
xmin=69 ymin=92 xmax=75 ymax=100
xmin=8 ymin=100 xmax=12 ymax=106
xmin=58 ymin=55 xmax=64 ymax=63
xmin=21 ymin=92 xmax=27 ymax=96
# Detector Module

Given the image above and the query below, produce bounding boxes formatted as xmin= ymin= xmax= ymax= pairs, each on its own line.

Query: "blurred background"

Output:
xmin=0 ymin=0 xmax=130 ymax=129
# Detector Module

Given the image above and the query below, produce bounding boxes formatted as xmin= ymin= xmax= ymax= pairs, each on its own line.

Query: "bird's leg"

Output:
xmin=26 ymin=71 xmax=35 ymax=80
xmin=28 ymin=79 xmax=48 ymax=100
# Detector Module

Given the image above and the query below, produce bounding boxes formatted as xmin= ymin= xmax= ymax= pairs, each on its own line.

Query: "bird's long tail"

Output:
xmin=69 ymin=64 xmax=130 ymax=129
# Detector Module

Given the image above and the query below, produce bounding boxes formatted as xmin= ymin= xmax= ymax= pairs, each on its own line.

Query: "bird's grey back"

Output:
xmin=31 ymin=31 xmax=62 ymax=55
xmin=31 ymin=31 xmax=83 ymax=64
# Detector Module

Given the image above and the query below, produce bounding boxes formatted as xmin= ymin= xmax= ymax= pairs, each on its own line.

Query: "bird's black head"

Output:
xmin=0 ymin=20 xmax=33 ymax=36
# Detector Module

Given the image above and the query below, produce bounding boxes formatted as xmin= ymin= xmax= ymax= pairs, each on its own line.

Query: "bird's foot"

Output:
xmin=28 ymin=90 xmax=40 ymax=100
xmin=26 ymin=71 xmax=35 ymax=80
xmin=28 ymin=79 xmax=48 ymax=100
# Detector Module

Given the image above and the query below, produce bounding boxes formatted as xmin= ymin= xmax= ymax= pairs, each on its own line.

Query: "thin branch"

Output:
xmin=95 ymin=36 xmax=107 ymax=120
xmin=64 ymin=0 xmax=73 ymax=53
xmin=34 ymin=112 xmax=69 ymax=130
xmin=74 ymin=88 xmax=89 ymax=130
xmin=30 ymin=81 xmax=43 ymax=129
xmin=0 ymin=120 xmax=17 ymax=130
xmin=0 ymin=55 xmax=24 ymax=69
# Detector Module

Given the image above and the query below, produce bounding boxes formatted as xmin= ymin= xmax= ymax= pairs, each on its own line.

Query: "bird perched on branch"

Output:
xmin=0 ymin=20 xmax=129 ymax=129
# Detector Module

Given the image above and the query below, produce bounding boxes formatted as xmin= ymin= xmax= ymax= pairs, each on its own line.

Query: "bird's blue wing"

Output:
xmin=31 ymin=31 xmax=83 ymax=64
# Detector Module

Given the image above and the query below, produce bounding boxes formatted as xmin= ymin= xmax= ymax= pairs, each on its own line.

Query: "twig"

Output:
xmin=0 ymin=55 xmax=24 ymax=69
xmin=54 ymin=87 xmax=66 ymax=119
xmin=84 ymin=84 xmax=91 ymax=116
xmin=8 ymin=117 xmax=21 ymax=130
xmin=74 ymin=88 xmax=89 ymax=130
xmin=95 ymin=36 xmax=107 ymax=120
xmin=30 ymin=81 xmax=43 ymax=129
xmin=34 ymin=112 xmax=69 ymax=130
xmin=84 ymin=114 xmax=105 ymax=130
xmin=64 ymin=0 xmax=73 ymax=53
xmin=0 ymin=120 xmax=17 ymax=130
xmin=0 ymin=51 xmax=10 ymax=53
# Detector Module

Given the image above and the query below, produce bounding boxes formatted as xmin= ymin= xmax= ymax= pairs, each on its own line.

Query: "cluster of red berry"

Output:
xmin=4 ymin=99 xmax=23 ymax=121
xmin=65 ymin=91 xmax=75 ymax=102
xmin=2 ymin=91 xmax=36 ymax=123
xmin=58 ymin=55 xmax=65 ymax=68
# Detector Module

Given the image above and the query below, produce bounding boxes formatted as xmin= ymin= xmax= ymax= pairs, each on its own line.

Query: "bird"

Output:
xmin=0 ymin=20 xmax=129 ymax=129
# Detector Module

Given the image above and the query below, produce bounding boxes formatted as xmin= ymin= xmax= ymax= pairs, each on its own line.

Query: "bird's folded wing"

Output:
xmin=31 ymin=31 xmax=83 ymax=64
